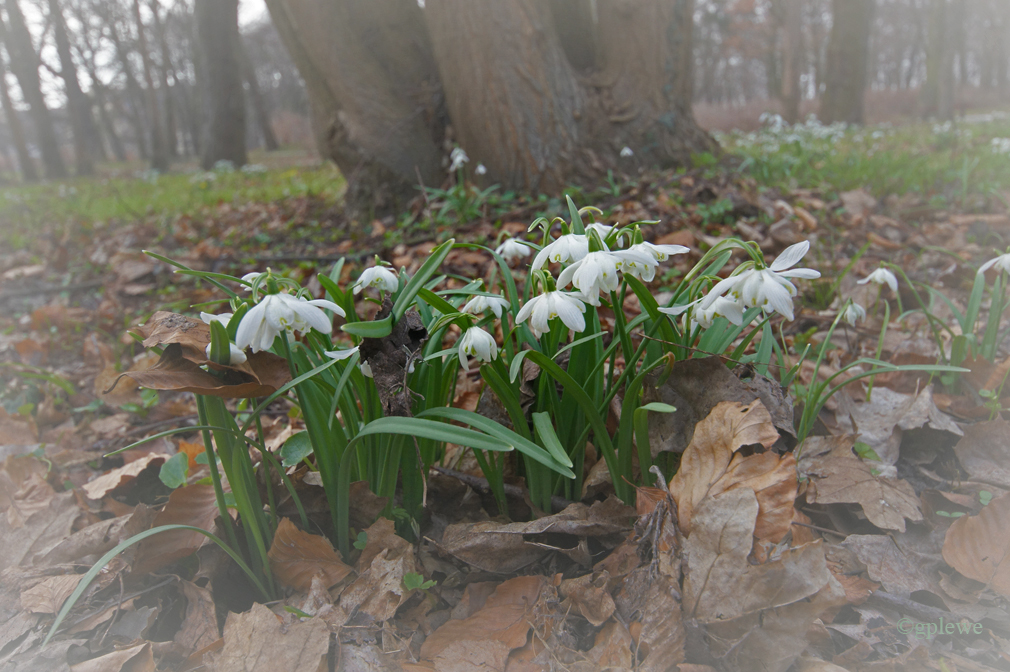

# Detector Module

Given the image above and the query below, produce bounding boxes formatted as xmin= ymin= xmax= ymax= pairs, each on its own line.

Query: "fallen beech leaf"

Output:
xmin=841 ymin=534 xmax=934 ymax=597
xmin=338 ymin=517 xmax=420 ymax=622
xmin=798 ymin=435 xmax=923 ymax=532
xmin=81 ymin=453 xmax=169 ymax=500
xmin=953 ymin=419 xmax=1010 ymax=489
xmin=613 ymin=566 xmax=684 ymax=670
xmin=20 ymin=574 xmax=83 ymax=614
xmin=268 ymin=517 xmax=352 ymax=591
xmin=586 ymin=620 xmax=634 ymax=669
xmin=70 ymin=642 xmax=154 ymax=672
xmin=1 ymin=491 xmax=81 ymax=569
xmin=709 ymin=450 xmax=798 ymax=543
xmin=133 ymin=484 xmax=220 ymax=574
xmin=558 ymin=571 xmax=615 ymax=626
xmin=120 ymin=344 xmax=290 ymax=399
xmin=175 ymin=580 xmax=219 ymax=655
xmin=668 ymin=400 xmax=780 ymax=535
xmin=212 ymin=602 xmax=329 ymax=672
xmin=942 ymin=491 xmax=1010 ymax=597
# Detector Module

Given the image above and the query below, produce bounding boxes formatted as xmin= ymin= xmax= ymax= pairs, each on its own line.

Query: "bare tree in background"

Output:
xmin=240 ymin=40 xmax=279 ymax=152
xmin=195 ymin=0 xmax=246 ymax=168
xmin=0 ymin=47 xmax=37 ymax=180
xmin=48 ymin=0 xmax=97 ymax=174
xmin=778 ymin=0 xmax=804 ymax=123
xmin=921 ymin=0 xmax=955 ymax=119
xmin=132 ymin=0 xmax=168 ymax=170
xmin=822 ymin=0 xmax=874 ymax=124
xmin=1 ymin=0 xmax=68 ymax=178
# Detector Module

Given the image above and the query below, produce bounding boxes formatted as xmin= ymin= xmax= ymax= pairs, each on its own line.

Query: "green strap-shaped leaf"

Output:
xmin=393 ymin=238 xmax=456 ymax=322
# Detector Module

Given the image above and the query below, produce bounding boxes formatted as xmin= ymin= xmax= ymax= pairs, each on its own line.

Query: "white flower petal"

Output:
xmin=770 ymin=241 xmax=810 ymax=272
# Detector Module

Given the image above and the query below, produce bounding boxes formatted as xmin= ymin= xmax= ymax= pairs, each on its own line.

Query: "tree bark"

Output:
xmin=194 ymin=0 xmax=247 ymax=168
xmin=0 ymin=46 xmax=37 ymax=180
xmin=821 ymin=0 xmax=874 ymax=125
xmin=97 ymin=4 xmax=150 ymax=159
xmin=1 ymin=1 xmax=68 ymax=179
xmin=148 ymin=0 xmax=178 ymax=157
xmin=132 ymin=0 xmax=169 ymax=170
xmin=779 ymin=0 xmax=804 ymax=124
xmin=922 ymin=0 xmax=955 ymax=120
xmin=240 ymin=39 xmax=279 ymax=152
xmin=47 ymin=0 xmax=95 ymax=175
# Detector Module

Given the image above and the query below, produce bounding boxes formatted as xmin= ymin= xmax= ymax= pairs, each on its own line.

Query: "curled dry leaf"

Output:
xmin=953 ymin=419 xmax=1010 ymax=489
xmin=81 ymin=453 xmax=169 ymax=501
xmin=558 ymin=571 xmax=615 ymax=627
xmin=942 ymin=491 xmax=1010 ymax=597
xmin=211 ymin=602 xmax=329 ymax=672
xmin=133 ymin=484 xmax=220 ymax=575
xmin=798 ymin=435 xmax=923 ymax=532
xmin=668 ymin=400 xmax=780 ymax=535
xmin=120 ymin=344 xmax=290 ymax=399
xmin=69 ymin=642 xmax=154 ymax=672
xmin=175 ymin=580 xmax=219 ymax=656
xmin=338 ymin=517 xmax=420 ymax=622
xmin=267 ymin=517 xmax=352 ymax=592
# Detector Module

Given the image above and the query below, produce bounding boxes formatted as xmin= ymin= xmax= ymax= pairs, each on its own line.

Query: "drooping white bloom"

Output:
xmin=840 ymin=301 xmax=866 ymax=326
xmin=204 ymin=342 xmax=247 ymax=365
xmin=515 ymin=291 xmax=587 ymax=337
xmin=200 ymin=312 xmax=234 ymax=327
xmin=360 ymin=360 xmax=374 ymax=378
xmin=235 ymin=293 xmax=345 ymax=353
xmin=620 ymin=146 xmax=634 ymax=157
xmin=857 ymin=267 xmax=898 ymax=293
xmin=702 ymin=241 xmax=820 ymax=321
xmin=462 ymin=294 xmax=510 ymax=319
xmin=352 ymin=266 xmax=399 ymax=295
xmin=531 ymin=234 xmax=590 ymax=270
xmin=324 ymin=346 xmax=360 ymax=361
xmin=556 ymin=251 xmax=624 ymax=306
xmin=457 ymin=327 xmax=497 ymax=371
xmin=449 ymin=147 xmax=469 ymax=172
xmin=495 ymin=238 xmax=532 ymax=263
xmin=475 ymin=163 xmax=487 ymax=175
xmin=240 ymin=272 xmax=263 ymax=291
xmin=617 ymin=242 xmax=689 ymax=281
xmin=631 ymin=241 xmax=690 ymax=263
xmin=586 ymin=222 xmax=614 ymax=238
xmin=693 ymin=296 xmax=746 ymax=329
xmin=978 ymin=252 xmax=1010 ymax=276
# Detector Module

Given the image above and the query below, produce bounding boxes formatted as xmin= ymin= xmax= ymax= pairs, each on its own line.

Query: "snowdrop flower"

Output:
xmin=204 ymin=342 xmax=247 ymax=365
xmin=702 ymin=241 xmax=820 ymax=321
xmin=324 ymin=346 xmax=359 ymax=361
xmin=475 ymin=163 xmax=487 ymax=175
xmin=586 ymin=222 xmax=614 ymax=238
xmin=449 ymin=147 xmax=469 ymax=172
xmin=200 ymin=311 xmax=234 ymax=327
xmin=631 ymin=241 xmax=690 ymax=263
xmin=618 ymin=242 xmax=689 ymax=281
xmin=531 ymin=234 xmax=590 ymax=270
xmin=978 ymin=252 xmax=1010 ymax=276
xmin=360 ymin=360 xmax=374 ymax=378
xmin=495 ymin=238 xmax=532 ymax=263
xmin=462 ymin=294 xmax=510 ymax=319
xmin=693 ymin=296 xmax=746 ymax=329
xmin=620 ymin=146 xmax=634 ymax=157
xmin=516 ymin=291 xmax=587 ymax=337
xmin=857 ymin=267 xmax=898 ymax=293
xmin=352 ymin=266 xmax=399 ymax=295
xmin=235 ymin=293 xmax=345 ymax=353
xmin=557 ymin=251 xmax=624 ymax=306
xmin=457 ymin=327 xmax=497 ymax=371
xmin=200 ymin=312 xmax=246 ymax=363
xmin=840 ymin=301 xmax=866 ymax=326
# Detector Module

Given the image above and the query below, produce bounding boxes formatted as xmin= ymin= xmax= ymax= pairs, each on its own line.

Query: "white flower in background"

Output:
xmin=200 ymin=312 xmax=234 ymax=327
xmin=200 ymin=312 xmax=246 ymax=364
xmin=204 ymin=342 xmax=247 ymax=365
xmin=449 ymin=147 xmax=469 ymax=172
xmin=462 ymin=294 xmax=510 ymax=319
xmin=857 ymin=266 xmax=898 ymax=293
xmin=352 ymin=266 xmax=399 ymax=294
xmin=457 ymin=327 xmax=497 ymax=371
xmin=475 ymin=163 xmax=487 ymax=175
xmin=620 ymin=146 xmax=634 ymax=157
xmin=360 ymin=360 xmax=374 ymax=378
xmin=557 ymin=251 xmax=624 ymax=306
xmin=240 ymin=272 xmax=263 ymax=291
xmin=416 ymin=0 xmax=424 ymax=7
xmin=991 ymin=138 xmax=1010 ymax=155
xmin=495 ymin=238 xmax=532 ymax=263
xmin=516 ymin=291 xmax=587 ymax=337
xmin=978 ymin=252 xmax=1010 ymax=276
xmin=618 ymin=241 xmax=689 ymax=281
xmin=632 ymin=241 xmax=690 ymax=263
xmin=531 ymin=234 xmax=590 ymax=270
xmin=840 ymin=301 xmax=866 ymax=326
xmin=586 ymin=222 xmax=614 ymax=238
xmin=702 ymin=241 xmax=820 ymax=321
xmin=235 ymin=293 xmax=345 ymax=353
xmin=324 ymin=346 xmax=360 ymax=361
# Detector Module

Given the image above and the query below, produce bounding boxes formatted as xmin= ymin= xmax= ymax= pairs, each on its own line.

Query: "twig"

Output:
xmin=790 ymin=520 xmax=846 ymax=538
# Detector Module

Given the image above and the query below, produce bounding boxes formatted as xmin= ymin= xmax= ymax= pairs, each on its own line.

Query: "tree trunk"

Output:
xmin=132 ymin=0 xmax=169 ymax=170
xmin=98 ymin=7 xmax=150 ymax=160
xmin=240 ymin=39 xmax=279 ymax=152
xmin=779 ymin=0 xmax=804 ymax=124
xmin=1 ymin=1 xmax=68 ymax=179
xmin=47 ymin=0 xmax=96 ymax=175
xmin=0 ymin=46 xmax=37 ymax=180
xmin=821 ymin=0 xmax=873 ymax=124
xmin=194 ymin=0 xmax=247 ymax=169
xmin=922 ymin=0 xmax=954 ymax=120
xmin=265 ymin=0 xmax=713 ymax=212
xmin=149 ymin=0 xmax=178 ymax=157
xmin=92 ymin=81 xmax=127 ymax=162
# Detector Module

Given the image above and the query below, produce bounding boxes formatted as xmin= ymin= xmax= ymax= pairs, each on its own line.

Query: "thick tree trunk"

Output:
xmin=779 ymin=0 xmax=804 ymax=124
xmin=149 ymin=0 xmax=178 ymax=157
xmin=821 ymin=0 xmax=873 ymax=124
xmin=194 ymin=0 xmax=247 ymax=168
xmin=132 ymin=0 xmax=169 ymax=171
xmin=1 ymin=2 xmax=68 ymax=179
xmin=240 ymin=40 xmax=279 ymax=152
xmin=47 ymin=0 xmax=95 ymax=175
xmin=0 ymin=47 xmax=37 ymax=180
xmin=922 ymin=0 xmax=955 ymax=120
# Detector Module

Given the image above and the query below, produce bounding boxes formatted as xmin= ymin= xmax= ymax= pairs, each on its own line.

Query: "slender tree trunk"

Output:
xmin=780 ymin=0 xmax=804 ymax=124
xmin=92 ymin=80 xmax=127 ymax=161
xmin=0 ymin=48 xmax=37 ymax=180
xmin=47 ymin=0 xmax=95 ymax=175
xmin=194 ymin=0 xmax=247 ymax=168
xmin=922 ymin=0 xmax=954 ymax=120
xmin=1 ymin=2 xmax=68 ymax=178
xmin=821 ymin=0 xmax=874 ymax=124
xmin=240 ymin=39 xmax=279 ymax=151
xmin=100 ymin=11 xmax=150 ymax=159
xmin=132 ymin=0 xmax=169 ymax=170
xmin=149 ymin=0 xmax=178 ymax=157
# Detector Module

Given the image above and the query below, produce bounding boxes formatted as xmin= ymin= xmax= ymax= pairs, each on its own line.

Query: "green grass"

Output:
xmin=717 ymin=112 xmax=1010 ymax=206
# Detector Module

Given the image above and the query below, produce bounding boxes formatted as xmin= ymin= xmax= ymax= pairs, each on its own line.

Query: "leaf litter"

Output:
xmin=0 ymin=168 xmax=1009 ymax=671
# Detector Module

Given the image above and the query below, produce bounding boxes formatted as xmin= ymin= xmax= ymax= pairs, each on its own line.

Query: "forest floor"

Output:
xmin=1 ymin=114 xmax=1010 ymax=672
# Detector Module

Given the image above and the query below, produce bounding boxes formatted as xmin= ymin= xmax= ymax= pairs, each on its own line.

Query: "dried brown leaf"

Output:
xmin=942 ymin=491 xmax=1010 ymax=597
xmin=81 ymin=453 xmax=168 ymax=501
xmin=211 ymin=603 xmax=328 ymax=672
xmin=69 ymin=643 xmax=154 ymax=672
xmin=20 ymin=574 xmax=82 ymax=614
xmin=133 ymin=484 xmax=219 ymax=575
xmin=268 ymin=517 xmax=352 ymax=591
xmin=175 ymin=580 xmax=219 ymax=655
xmin=558 ymin=571 xmax=615 ymax=627
xmin=953 ymin=419 xmax=1010 ymax=489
